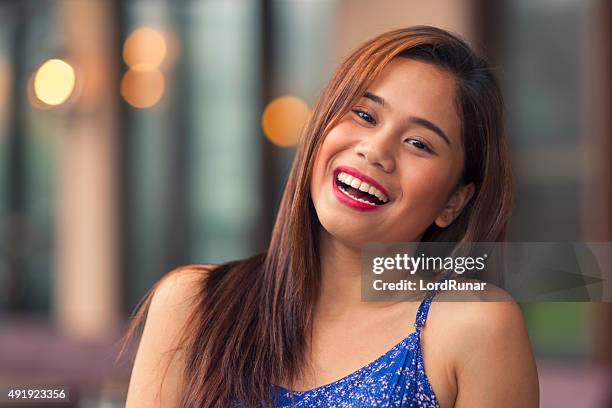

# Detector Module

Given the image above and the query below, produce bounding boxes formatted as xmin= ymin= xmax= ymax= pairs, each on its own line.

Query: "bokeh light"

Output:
xmin=120 ymin=67 xmax=165 ymax=109
xmin=27 ymin=74 xmax=53 ymax=110
xmin=261 ymin=96 xmax=311 ymax=147
xmin=33 ymin=59 xmax=76 ymax=106
xmin=123 ymin=27 xmax=167 ymax=69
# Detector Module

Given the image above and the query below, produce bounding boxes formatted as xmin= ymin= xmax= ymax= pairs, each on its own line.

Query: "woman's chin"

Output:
xmin=318 ymin=221 xmax=381 ymax=247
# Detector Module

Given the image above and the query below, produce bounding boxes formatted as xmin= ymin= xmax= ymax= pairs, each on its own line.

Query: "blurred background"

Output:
xmin=0 ymin=0 xmax=610 ymax=406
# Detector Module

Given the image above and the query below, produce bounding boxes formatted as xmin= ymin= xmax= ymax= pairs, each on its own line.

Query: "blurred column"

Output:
xmin=4 ymin=2 xmax=28 ymax=311
xmin=258 ymin=0 xmax=274 ymax=248
xmin=53 ymin=0 xmax=120 ymax=339
xmin=583 ymin=0 xmax=612 ymax=369
xmin=582 ymin=1 xmax=612 ymax=240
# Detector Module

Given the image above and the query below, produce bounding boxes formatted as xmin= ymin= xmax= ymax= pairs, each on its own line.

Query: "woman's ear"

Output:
xmin=434 ymin=182 xmax=475 ymax=228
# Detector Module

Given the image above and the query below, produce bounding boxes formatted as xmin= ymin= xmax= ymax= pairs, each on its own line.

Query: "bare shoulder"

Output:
xmin=432 ymin=283 xmax=531 ymax=357
xmin=432 ymin=277 xmax=514 ymax=302
xmin=428 ymin=285 xmax=539 ymax=407
xmin=125 ymin=264 xmax=217 ymax=408
xmin=434 ymin=295 xmax=526 ymax=348
xmin=144 ymin=264 xmax=214 ymax=332
xmin=149 ymin=264 xmax=214 ymax=313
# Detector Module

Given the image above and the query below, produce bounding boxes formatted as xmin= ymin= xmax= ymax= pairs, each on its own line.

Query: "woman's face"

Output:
xmin=310 ymin=57 xmax=474 ymax=246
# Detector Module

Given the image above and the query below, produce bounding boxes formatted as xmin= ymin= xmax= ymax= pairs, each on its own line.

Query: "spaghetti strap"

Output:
xmin=414 ymin=290 xmax=436 ymax=332
xmin=414 ymin=276 xmax=446 ymax=332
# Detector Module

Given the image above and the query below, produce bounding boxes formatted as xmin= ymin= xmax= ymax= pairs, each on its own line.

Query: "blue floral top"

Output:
xmin=270 ymin=291 xmax=440 ymax=407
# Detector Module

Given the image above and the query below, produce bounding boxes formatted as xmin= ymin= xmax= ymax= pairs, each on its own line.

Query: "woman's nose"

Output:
xmin=354 ymin=131 xmax=396 ymax=173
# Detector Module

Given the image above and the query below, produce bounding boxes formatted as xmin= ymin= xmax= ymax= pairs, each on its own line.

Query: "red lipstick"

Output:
xmin=335 ymin=166 xmax=390 ymax=198
xmin=331 ymin=166 xmax=390 ymax=212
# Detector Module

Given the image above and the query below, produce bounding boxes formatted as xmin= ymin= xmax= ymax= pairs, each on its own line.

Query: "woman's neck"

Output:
xmin=317 ymin=229 xmax=396 ymax=318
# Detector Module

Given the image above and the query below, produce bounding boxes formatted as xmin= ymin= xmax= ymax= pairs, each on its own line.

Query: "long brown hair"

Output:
xmin=120 ymin=25 xmax=513 ymax=407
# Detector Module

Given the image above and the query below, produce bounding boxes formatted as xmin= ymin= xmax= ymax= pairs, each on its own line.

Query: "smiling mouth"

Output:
xmin=334 ymin=171 xmax=389 ymax=206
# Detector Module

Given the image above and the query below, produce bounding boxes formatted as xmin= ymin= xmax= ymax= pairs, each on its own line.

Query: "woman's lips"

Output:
xmin=332 ymin=178 xmax=382 ymax=211
xmin=331 ymin=170 xmax=389 ymax=212
xmin=334 ymin=165 xmax=390 ymax=199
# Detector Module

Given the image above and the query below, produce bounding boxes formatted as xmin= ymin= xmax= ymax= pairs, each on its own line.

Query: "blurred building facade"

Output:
xmin=0 ymin=0 xmax=610 ymax=406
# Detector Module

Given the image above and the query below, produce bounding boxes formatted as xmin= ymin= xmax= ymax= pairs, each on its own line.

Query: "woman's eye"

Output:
xmin=352 ymin=109 xmax=376 ymax=125
xmin=405 ymin=138 xmax=432 ymax=153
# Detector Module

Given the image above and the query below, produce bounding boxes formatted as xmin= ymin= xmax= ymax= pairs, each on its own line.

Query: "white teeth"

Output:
xmin=338 ymin=185 xmax=377 ymax=206
xmin=335 ymin=171 xmax=389 ymax=203
xmin=358 ymin=182 xmax=370 ymax=192
xmin=356 ymin=197 xmax=376 ymax=205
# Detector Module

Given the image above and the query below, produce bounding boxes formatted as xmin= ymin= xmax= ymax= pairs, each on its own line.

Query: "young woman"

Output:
xmin=122 ymin=26 xmax=539 ymax=407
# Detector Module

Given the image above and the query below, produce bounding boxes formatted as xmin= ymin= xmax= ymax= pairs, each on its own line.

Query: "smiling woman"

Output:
xmin=121 ymin=26 xmax=538 ymax=407
xmin=311 ymin=56 xmax=474 ymax=242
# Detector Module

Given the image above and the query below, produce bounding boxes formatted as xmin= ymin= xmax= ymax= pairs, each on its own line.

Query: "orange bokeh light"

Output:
xmin=123 ymin=27 xmax=167 ymax=69
xmin=261 ymin=96 xmax=311 ymax=147
xmin=120 ymin=67 xmax=165 ymax=109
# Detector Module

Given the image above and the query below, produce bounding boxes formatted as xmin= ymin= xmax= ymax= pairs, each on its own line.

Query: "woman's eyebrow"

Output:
xmin=363 ymin=91 xmax=451 ymax=146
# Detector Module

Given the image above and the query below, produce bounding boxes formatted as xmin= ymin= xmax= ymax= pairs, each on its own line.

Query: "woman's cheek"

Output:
xmin=324 ymin=125 xmax=354 ymax=150
xmin=403 ymin=165 xmax=455 ymax=207
xmin=310 ymin=132 xmax=343 ymax=200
